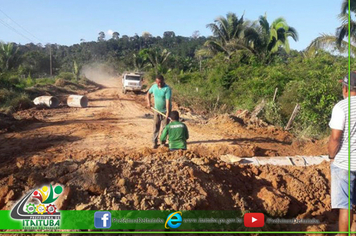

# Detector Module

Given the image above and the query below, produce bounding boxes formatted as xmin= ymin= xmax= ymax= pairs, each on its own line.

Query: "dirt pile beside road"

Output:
xmin=186 ymin=113 xmax=327 ymax=158
xmin=0 ymin=148 xmax=335 ymax=232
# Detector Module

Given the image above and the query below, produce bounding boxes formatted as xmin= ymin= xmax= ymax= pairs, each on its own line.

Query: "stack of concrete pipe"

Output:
xmin=33 ymin=95 xmax=88 ymax=108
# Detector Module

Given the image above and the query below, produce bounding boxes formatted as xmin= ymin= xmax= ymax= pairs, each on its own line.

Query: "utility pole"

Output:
xmin=49 ymin=45 xmax=53 ymax=77
xmin=199 ymin=56 xmax=202 ymax=72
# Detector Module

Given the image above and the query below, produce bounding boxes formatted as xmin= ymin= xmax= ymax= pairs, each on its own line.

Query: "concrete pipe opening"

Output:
xmin=67 ymin=95 xmax=88 ymax=108
xmin=33 ymin=96 xmax=60 ymax=108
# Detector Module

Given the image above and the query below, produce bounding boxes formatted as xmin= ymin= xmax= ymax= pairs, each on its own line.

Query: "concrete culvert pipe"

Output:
xmin=67 ymin=95 xmax=88 ymax=108
xmin=33 ymin=96 xmax=60 ymax=108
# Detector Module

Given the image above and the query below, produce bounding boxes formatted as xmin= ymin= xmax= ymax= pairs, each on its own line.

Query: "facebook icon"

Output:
xmin=94 ymin=211 xmax=112 ymax=229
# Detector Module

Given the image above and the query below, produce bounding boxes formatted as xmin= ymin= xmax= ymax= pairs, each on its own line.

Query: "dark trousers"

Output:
xmin=153 ymin=111 xmax=168 ymax=145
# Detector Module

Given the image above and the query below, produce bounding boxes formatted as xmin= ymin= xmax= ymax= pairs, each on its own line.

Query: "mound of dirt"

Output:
xmin=0 ymin=149 xmax=335 ymax=232
xmin=55 ymin=79 xmax=86 ymax=90
xmin=205 ymin=113 xmax=290 ymax=140
xmin=209 ymin=114 xmax=245 ymax=127
xmin=0 ymin=113 xmax=39 ymax=133
xmin=188 ymin=113 xmax=326 ymax=157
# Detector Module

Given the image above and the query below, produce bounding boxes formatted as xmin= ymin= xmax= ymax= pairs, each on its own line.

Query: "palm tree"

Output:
xmin=73 ymin=60 xmax=81 ymax=81
xmin=337 ymin=0 xmax=356 ymax=45
xmin=140 ymin=47 xmax=171 ymax=74
xmin=306 ymin=0 xmax=356 ymax=55
xmin=133 ymin=52 xmax=147 ymax=72
xmin=204 ymin=12 xmax=253 ymax=58
xmin=268 ymin=17 xmax=298 ymax=53
xmin=244 ymin=15 xmax=298 ymax=59
xmin=0 ymin=42 xmax=19 ymax=72
xmin=306 ymin=34 xmax=353 ymax=56
xmin=203 ymin=13 xmax=298 ymax=60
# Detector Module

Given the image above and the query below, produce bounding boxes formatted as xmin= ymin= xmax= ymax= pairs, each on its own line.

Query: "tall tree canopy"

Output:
xmin=202 ymin=13 xmax=298 ymax=61
xmin=307 ymin=0 xmax=356 ymax=55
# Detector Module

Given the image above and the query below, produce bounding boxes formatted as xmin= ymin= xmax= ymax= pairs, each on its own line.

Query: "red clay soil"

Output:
xmin=0 ymin=76 xmax=333 ymax=233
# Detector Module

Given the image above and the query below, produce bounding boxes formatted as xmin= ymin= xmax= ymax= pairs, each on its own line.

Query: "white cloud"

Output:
xmin=107 ymin=29 xmax=114 ymax=37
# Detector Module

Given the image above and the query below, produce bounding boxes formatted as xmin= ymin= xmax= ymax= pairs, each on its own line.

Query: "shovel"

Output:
xmin=150 ymin=107 xmax=186 ymax=122
xmin=151 ymin=107 xmax=172 ymax=120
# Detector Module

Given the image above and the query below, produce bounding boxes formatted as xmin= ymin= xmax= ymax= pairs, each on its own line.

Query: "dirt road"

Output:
xmin=0 ymin=76 xmax=335 ymax=232
xmin=0 ymin=76 xmax=327 ymax=164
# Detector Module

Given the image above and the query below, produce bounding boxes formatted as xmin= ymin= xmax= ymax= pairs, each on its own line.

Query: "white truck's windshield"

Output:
xmin=126 ymin=76 xmax=141 ymax=81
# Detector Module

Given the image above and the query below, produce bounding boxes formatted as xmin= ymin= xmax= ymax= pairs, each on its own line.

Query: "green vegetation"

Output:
xmin=0 ymin=2 xmax=353 ymax=138
xmin=166 ymin=50 xmax=348 ymax=138
xmin=201 ymin=12 xmax=298 ymax=62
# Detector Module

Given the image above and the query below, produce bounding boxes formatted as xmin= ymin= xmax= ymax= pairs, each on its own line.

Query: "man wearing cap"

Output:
xmin=328 ymin=71 xmax=356 ymax=234
xmin=147 ymin=75 xmax=172 ymax=149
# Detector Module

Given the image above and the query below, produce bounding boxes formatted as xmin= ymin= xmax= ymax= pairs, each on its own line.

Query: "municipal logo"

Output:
xmin=165 ymin=211 xmax=182 ymax=229
xmin=10 ymin=184 xmax=63 ymax=230
xmin=94 ymin=211 xmax=112 ymax=228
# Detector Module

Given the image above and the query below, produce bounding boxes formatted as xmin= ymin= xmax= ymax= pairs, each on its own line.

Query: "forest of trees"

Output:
xmin=0 ymin=31 xmax=207 ymax=77
xmin=0 ymin=0 xmax=355 ymax=138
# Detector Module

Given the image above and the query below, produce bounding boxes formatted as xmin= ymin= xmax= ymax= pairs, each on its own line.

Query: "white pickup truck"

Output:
xmin=121 ymin=73 xmax=143 ymax=94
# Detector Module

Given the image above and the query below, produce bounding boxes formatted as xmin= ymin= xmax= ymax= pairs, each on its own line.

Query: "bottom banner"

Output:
xmin=1 ymin=210 xmax=247 ymax=230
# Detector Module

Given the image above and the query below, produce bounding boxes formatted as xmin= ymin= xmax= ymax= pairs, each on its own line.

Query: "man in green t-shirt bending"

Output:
xmin=160 ymin=111 xmax=189 ymax=150
xmin=147 ymin=75 xmax=172 ymax=149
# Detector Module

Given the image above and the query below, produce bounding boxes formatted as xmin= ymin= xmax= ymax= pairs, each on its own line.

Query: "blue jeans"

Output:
xmin=331 ymin=162 xmax=356 ymax=209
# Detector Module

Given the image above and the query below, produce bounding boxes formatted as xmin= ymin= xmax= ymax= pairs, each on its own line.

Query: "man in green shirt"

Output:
xmin=147 ymin=75 xmax=172 ymax=149
xmin=160 ymin=111 xmax=189 ymax=150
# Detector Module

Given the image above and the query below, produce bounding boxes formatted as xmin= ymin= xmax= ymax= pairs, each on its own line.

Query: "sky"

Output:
xmin=0 ymin=0 xmax=343 ymax=51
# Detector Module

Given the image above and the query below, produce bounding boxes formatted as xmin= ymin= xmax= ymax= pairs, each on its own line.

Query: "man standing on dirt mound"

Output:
xmin=328 ymin=71 xmax=356 ymax=235
xmin=147 ymin=75 xmax=172 ymax=149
